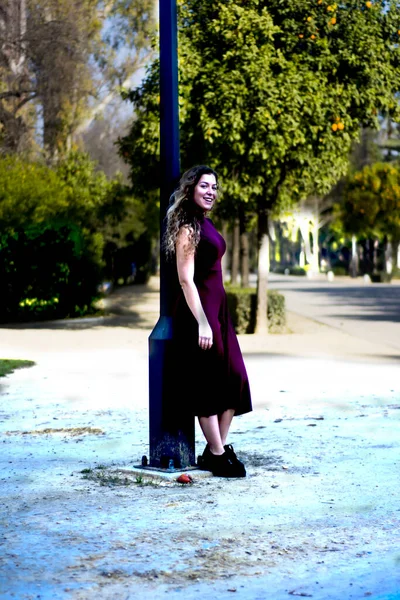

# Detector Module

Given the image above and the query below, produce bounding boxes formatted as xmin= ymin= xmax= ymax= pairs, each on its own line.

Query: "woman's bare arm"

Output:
xmin=176 ymin=227 xmax=213 ymax=350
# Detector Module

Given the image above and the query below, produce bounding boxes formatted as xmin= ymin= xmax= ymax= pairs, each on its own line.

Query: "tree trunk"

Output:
xmin=240 ymin=231 xmax=249 ymax=287
xmin=373 ymin=239 xmax=379 ymax=272
xmin=349 ymin=235 xmax=359 ymax=278
xmin=385 ymin=239 xmax=393 ymax=274
xmin=310 ymin=219 xmax=319 ymax=273
xmin=299 ymin=221 xmax=312 ymax=264
xmin=231 ymin=218 xmax=240 ymax=285
xmin=255 ymin=210 xmax=269 ymax=334
xmin=0 ymin=0 xmax=30 ymax=153
xmin=239 ymin=208 xmax=249 ymax=287
xmin=0 ymin=106 xmax=29 ymax=153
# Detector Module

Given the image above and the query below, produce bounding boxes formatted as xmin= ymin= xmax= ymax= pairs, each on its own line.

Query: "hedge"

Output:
xmin=0 ymin=223 xmax=102 ymax=323
xmin=272 ymin=266 xmax=306 ymax=276
xmin=226 ymin=287 xmax=286 ymax=334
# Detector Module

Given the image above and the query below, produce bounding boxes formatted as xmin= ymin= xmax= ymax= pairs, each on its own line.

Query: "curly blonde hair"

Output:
xmin=163 ymin=165 xmax=219 ymax=258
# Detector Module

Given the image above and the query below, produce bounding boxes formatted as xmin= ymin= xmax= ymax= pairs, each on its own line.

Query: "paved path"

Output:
xmin=1 ymin=277 xmax=399 ymax=599
xmin=268 ymin=273 xmax=400 ymax=352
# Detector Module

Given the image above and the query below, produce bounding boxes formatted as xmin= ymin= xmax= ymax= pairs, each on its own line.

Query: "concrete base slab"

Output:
xmin=116 ymin=466 xmax=214 ymax=482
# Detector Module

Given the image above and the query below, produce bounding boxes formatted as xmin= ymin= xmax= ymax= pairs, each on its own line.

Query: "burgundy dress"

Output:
xmin=171 ymin=217 xmax=252 ymax=418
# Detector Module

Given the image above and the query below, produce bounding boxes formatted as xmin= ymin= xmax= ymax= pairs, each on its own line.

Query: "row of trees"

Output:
xmin=275 ymin=143 xmax=400 ymax=279
xmin=1 ymin=0 xmax=400 ymax=325
xmin=0 ymin=1 xmax=159 ymax=321
xmin=0 ymin=0 xmax=156 ymax=159
xmin=0 ymin=151 xmax=157 ymax=321
xmin=119 ymin=0 xmax=400 ymax=332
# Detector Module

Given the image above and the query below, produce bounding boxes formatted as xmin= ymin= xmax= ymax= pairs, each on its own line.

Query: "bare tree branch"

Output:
xmin=0 ymin=90 xmax=35 ymax=100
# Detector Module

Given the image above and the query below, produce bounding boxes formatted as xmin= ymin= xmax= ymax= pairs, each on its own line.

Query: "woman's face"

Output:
xmin=193 ymin=173 xmax=217 ymax=213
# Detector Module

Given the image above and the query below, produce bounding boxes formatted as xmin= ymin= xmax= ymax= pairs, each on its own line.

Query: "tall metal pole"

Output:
xmin=148 ymin=0 xmax=195 ymax=469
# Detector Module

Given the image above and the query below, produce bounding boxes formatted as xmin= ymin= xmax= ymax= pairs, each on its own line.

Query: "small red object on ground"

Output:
xmin=176 ymin=473 xmax=193 ymax=484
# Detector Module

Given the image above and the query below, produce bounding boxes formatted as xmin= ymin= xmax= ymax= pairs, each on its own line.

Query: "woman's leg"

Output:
xmin=198 ymin=415 xmax=224 ymax=455
xmin=218 ymin=409 xmax=235 ymax=446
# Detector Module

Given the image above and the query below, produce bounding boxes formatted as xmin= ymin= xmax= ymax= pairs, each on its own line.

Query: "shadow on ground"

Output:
xmin=0 ymin=282 xmax=160 ymax=332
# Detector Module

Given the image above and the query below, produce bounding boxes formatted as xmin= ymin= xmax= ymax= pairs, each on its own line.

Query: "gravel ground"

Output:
xmin=1 ymin=278 xmax=400 ymax=600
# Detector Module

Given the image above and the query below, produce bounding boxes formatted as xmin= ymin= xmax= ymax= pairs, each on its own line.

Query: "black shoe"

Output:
xmin=198 ymin=444 xmax=246 ymax=477
xmin=197 ymin=444 xmax=212 ymax=471
xmin=209 ymin=450 xmax=246 ymax=478
xmin=224 ymin=444 xmax=246 ymax=477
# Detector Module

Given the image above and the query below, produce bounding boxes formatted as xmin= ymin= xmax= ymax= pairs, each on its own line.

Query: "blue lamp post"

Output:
xmin=147 ymin=0 xmax=195 ymax=469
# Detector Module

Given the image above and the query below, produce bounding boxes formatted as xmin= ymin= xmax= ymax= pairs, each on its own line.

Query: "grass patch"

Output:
xmin=0 ymin=359 xmax=35 ymax=378
xmin=80 ymin=465 xmax=162 ymax=488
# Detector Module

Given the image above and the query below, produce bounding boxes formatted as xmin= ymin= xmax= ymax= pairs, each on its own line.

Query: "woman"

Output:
xmin=164 ymin=165 xmax=252 ymax=478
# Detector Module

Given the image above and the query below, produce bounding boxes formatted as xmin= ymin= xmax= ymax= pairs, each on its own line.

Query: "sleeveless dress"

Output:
xmin=171 ymin=217 xmax=252 ymax=418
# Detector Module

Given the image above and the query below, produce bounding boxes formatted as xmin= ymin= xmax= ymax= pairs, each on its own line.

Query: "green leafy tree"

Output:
xmin=0 ymin=155 xmax=69 ymax=227
xmin=0 ymin=154 xmax=103 ymax=320
xmin=0 ymin=152 xmax=151 ymax=320
xmin=333 ymin=161 xmax=400 ymax=273
xmin=120 ymin=0 xmax=400 ymax=330
xmin=338 ymin=163 xmax=400 ymax=238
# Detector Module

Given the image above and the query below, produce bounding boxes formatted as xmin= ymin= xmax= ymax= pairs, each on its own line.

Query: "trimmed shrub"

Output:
xmin=0 ymin=153 xmax=153 ymax=321
xmin=267 ymin=289 xmax=287 ymax=331
xmin=0 ymin=223 xmax=102 ymax=322
xmin=226 ymin=287 xmax=286 ymax=334
xmin=392 ymin=267 xmax=400 ymax=280
xmin=272 ymin=266 xmax=306 ymax=276
xmin=289 ymin=266 xmax=307 ymax=276
xmin=370 ymin=271 xmax=392 ymax=283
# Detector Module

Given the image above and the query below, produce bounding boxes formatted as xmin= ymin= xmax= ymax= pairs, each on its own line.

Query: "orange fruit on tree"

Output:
xmin=337 ymin=122 xmax=344 ymax=130
xmin=310 ymin=34 xmax=316 ymax=39
xmin=331 ymin=123 xmax=338 ymax=131
xmin=330 ymin=17 xmax=337 ymax=24
xmin=366 ymin=1 xmax=372 ymax=7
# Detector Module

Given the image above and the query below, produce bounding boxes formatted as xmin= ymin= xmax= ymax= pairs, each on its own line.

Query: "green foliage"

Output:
xmin=56 ymin=151 xmax=110 ymax=221
xmin=334 ymin=161 xmax=400 ymax=239
xmin=183 ymin=0 xmax=400 ymax=209
xmin=119 ymin=63 xmax=161 ymax=196
xmin=272 ymin=266 xmax=307 ymax=276
xmin=0 ymin=156 xmax=69 ymax=228
xmin=0 ymin=223 xmax=103 ymax=322
xmin=370 ymin=271 xmax=392 ymax=282
xmin=119 ymin=0 xmax=400 ymax=330
xmin=0 ymin=152 xmax=151 ymax=321
xmin=0 ymin=359 xmax=35 ymax=378
xmin=392 ymin=266 xmax=400 ymax=279
xmin=120 ymin=0 xmax=400 ymax=220
xmin=332 ymin=265 xmax=348 ymax=276
xmin=226 ymin=287 xmax=286 ymax=334
xmin=0 ymin=154 xmax=104 ymax=321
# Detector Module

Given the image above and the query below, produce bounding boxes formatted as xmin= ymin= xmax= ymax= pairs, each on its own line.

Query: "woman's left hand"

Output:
xmin=199 ymin=322 xmax=213 ymax=350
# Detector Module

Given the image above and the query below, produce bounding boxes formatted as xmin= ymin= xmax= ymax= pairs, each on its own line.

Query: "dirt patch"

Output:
xmin=5 ymin=426 xmax=104 ymax=436
xmin=80 ymin=466 xmax=165 ymax=488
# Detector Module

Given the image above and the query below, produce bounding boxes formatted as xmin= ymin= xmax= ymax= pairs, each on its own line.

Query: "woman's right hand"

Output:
xmin=198 ymin=322 xmax=213 ymax=350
